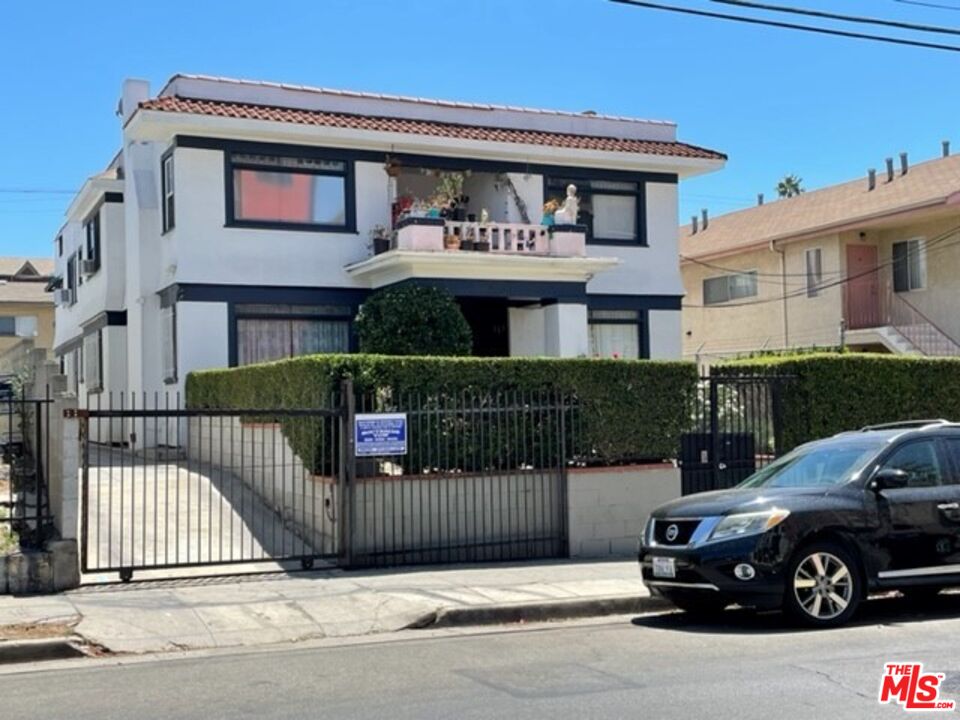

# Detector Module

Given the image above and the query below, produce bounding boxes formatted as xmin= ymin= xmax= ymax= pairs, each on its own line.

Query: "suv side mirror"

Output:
xmin=873 ymin=468 xmax=910 ymax=491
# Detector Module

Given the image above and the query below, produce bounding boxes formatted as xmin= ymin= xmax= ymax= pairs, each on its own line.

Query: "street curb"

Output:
xmin=416 ymin=594 xmax=672 ymax=629
xmin=0 ymin=638 xmax=86 ymax=665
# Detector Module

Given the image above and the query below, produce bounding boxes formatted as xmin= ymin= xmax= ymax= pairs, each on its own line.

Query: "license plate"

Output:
xmin=652 ymin=556 xmax=676 ymax=579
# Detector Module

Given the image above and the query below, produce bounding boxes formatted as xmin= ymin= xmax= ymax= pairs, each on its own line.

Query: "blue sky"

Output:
xmin=2 ymin=0 xmax=958 ymax=257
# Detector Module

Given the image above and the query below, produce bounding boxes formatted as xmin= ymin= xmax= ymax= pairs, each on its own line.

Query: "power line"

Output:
xmin=684 ymin=224 xmax=960 ymax=308
xmin=0 ymin=188 xmax=76 ymax=195
xmin=713 ymin=0 xmax=960 ymax=35
xmin=608 ymin=0 xmax=960 ymax=52
xmin=682 ymin=254 xmax=845 ymax=278
xmin=894 ymin=0 xmax=960 ymax=11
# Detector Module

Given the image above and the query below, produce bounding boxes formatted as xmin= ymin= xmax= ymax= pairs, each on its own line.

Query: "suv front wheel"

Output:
xmin=784 ymin=542 xmax=862 ymax=628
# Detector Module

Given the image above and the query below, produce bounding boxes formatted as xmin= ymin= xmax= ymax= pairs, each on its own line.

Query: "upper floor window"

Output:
xmin=162 ymin=153 xmax=175 ymax=233
xmin=805 ymin=248 xmax=822 ymax=298
xmin=227 ymin=153 xmax=354 ymax=232
xmin=56 ymin=234 xmax=63 ymax=257
xmin=545 ymin=177 xmax=644 ymax=245
xmin=65 ymin=254 xmax=78 ymax=305
xmin=0 ymin=316 xmax=37 ymax=338
xmin=84 ymin=210 xmax=101 ymax=274
xmin=703 ymin=271 xmax=758 ymax=305
xmin=893 ymin=238 xmax=926 ymax=293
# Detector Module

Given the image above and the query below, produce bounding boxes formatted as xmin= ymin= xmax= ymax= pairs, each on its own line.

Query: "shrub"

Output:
xmin=355 ymin=286 xmax=472 ymax=356
xmin=187 ymin=355 xmax=698 ymax=467
xmin=717 ymin=352 xmax=960 ymax=450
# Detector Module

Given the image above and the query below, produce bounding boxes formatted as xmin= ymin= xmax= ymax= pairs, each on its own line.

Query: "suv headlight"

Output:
xmin=708 ymin=509 xmax=790 ymax=542
xmin=642 ymin=517 xmax=655 ymax=546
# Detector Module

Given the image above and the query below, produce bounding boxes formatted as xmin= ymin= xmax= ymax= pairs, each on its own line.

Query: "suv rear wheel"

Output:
xmin=784 ymin=542 xmax=862 ymax=628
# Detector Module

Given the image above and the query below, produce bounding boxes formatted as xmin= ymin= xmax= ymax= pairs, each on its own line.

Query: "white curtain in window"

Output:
xmin=589 ymin=323 xmax=639 ymax=359
xmin=592 ymin=194 xmax=636 ymax=240
xmin=161 ymin=307 xmax=177 ymax=382
xmin=14 ymin=315 xmax=37 ymax=337
xmin=83 ymin=332 xmax=101 ymax=390
xmin=239 ymin=318 xmax=350 ymax=366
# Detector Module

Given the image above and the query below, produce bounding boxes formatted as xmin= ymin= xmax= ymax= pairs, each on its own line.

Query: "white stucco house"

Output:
xmin=52 ymin=74 xmax=725 ymax=399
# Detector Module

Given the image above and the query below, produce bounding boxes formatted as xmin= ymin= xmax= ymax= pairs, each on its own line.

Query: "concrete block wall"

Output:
xmin=187 ymin=418 xmax=337 ymax=555
xmin=567 ymin=464 xmax=681 ymax=558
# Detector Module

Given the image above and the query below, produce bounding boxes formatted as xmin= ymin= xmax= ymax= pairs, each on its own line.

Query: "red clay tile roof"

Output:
xmin=139 ymin=96 xmax=726 ymax=160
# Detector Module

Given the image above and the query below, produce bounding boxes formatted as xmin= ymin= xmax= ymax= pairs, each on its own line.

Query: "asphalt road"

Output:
xmin=6 ymin=594 xmax=960 ymax=719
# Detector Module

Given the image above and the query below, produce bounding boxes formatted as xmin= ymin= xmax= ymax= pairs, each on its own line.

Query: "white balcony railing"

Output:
xmin=393 ymin=218 xmax=586 ymax=257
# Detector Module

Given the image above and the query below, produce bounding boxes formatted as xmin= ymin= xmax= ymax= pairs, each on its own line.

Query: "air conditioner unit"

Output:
xmin=53 ymin=288 xmax=74 ymax=306
xmin=80 ymin=259 xmax=98 ymax=277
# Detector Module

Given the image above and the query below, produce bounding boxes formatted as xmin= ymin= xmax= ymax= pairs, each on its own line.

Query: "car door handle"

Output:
xmin=938 ymin=503 xmax=960 ymax=511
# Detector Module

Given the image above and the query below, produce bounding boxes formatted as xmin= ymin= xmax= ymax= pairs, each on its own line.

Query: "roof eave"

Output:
xmin=127 ymin=109 xmax=725 ymax=176
xmin=681 ymin=197 xmax=953 ymax=263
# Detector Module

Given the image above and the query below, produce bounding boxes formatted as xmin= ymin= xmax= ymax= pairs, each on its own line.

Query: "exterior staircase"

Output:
xmin=854 ymin=296 xmax=960 ymax=357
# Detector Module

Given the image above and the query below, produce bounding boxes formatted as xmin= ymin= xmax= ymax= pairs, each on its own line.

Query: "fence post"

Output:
xmin=708 ymin=377 xmax=720 ymax=489
xmin=771 ymin=378 xmax=786 ymax=456
xmin=338 ymin=378 xmax=355 ymax=567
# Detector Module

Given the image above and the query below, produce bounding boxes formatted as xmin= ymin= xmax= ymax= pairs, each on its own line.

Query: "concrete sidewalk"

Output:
xmin=0 ymin=560 xmax=661 ymax=656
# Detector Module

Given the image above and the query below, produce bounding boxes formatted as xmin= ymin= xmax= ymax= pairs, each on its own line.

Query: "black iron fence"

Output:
xmin=77 ymin=384 xmax=574 ymax=579
xmin=1 ymin=385 xmax=53 ymax=549
xmin=679 ymin=375 xmax=791 ymax=495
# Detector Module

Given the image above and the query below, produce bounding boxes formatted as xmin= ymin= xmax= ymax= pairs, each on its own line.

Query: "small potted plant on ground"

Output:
xmin=370 ymin=225 xmax=391 ymax=255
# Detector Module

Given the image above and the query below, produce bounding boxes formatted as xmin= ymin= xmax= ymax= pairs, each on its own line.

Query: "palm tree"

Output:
xmin=777 ymin=174 xmax=804 ymax=198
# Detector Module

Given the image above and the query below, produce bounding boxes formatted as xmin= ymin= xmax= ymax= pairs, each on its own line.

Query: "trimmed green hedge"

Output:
xmin=718 ymin=353 xmax=960 ymax=450
xmin=186 ymin=354 xmax=698 ymax=466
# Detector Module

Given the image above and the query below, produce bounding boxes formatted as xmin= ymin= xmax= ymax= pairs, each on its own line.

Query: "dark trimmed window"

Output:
xmin=0 ymin=317 xmax=14 ymax=336
xmin=227 ymin=153 xmax=354 ymax=232
xmin=235 ymin=304 xmax=351 ymax=366
xmin=66 ymin=254 xmax=78 ymax=305
xmin=161 ymin=304 xmax=177 ymax=383
xmin=57 ymin=234 xmax=63 ymax=257
xmin=588 ymin=309 xmax=648 ymax=359
xmin=545 ymin=177 xmax=644 ymax=245
xmin=893 ymin=239 xmax=926 ymax=293
xmin=703 ymin=271 xmax=758 ymax=305
xmin=161 ymin=152 xmax=175 ymax=233
xmin=83 ymin=330 xmax=103 ymax=392
xmin=84 ymin=210 xmax=101 ymax=274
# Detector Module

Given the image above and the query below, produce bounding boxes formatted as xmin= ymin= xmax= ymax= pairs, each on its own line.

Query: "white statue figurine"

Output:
xmin=554 ymin=184 xmax=579 ymax=225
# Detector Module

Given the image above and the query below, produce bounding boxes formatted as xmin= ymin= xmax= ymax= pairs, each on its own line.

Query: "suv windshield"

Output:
xmin=739 ymin=440 xmax=885 ymax=489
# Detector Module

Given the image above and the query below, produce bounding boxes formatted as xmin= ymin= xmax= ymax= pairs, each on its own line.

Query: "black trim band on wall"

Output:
xmin=392 ymin=278 xmax=588 ymax=303
xmin=174 ymin=135 xmax=680 ymax=185
xmin=104 ymin=192 xmax=124 ymax=204
xmin=587 ymin=294 xmax=682 ymax=311
xmin=80 ymin=310 xmax=128 ymax=332
xmin=160 ymin=283 xmax=371 ymax=307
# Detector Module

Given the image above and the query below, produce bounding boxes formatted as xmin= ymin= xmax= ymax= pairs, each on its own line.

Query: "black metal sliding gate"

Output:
xmin=77 ymin=385 xmax=571 ymax=579
xmin=679 ymin=375 xmax=791 ymax=496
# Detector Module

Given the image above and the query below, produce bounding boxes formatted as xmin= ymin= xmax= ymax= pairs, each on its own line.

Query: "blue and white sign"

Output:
xmin=355 ymin=413 xmax=408 ymax=457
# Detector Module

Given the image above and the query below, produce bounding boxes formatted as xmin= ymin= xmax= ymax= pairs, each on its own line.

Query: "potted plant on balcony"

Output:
xmin=370 ymin=225 xmax=391 ymax=255
xmin=435 ymin=172 xmax=467 ymax=221
xmin=541 ymin=198 xmax=561 ymax=226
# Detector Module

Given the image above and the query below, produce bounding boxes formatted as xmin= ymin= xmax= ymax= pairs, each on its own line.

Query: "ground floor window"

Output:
xmin=236 ymin=304 xmax=351 ymax=366
xmin=588 ymin=309 xmax=647 ymax=359
xmin=83 ymin=331 xmax=103 ymax=392
xmin=161 ymin=305 xmax=177 ymax=384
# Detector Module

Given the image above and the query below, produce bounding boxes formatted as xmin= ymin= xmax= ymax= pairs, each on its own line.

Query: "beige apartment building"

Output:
xmin=681 ymin=149 xmax=960 ymax=363
xmin=0 ymin=258 xmax=55 ymax=373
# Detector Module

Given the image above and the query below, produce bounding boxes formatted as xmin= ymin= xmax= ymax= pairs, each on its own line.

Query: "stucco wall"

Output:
xmin=682 ymin=235 xmax=844 ymax=360
xmin=567 ymin=464 xmax=681 ymax=558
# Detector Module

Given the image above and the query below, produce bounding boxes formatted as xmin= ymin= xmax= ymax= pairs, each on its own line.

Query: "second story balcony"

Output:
xmin=346 ymin=218 xmax=618 ymax=288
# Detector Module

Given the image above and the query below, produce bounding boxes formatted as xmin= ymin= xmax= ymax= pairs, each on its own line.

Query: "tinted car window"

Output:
xmin=880 ymin=440 xmax=943 ymax=488
xmin=941 ymin=438 xmax=960 ymax=485
xmin=739 ymin=442 xmax=882 ymax=489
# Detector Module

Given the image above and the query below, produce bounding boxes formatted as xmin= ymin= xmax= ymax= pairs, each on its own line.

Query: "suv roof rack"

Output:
xmin=860 ymin=419 xmax=953 ymax=432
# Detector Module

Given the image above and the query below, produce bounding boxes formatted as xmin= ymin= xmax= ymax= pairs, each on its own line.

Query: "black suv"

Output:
xmin=639 ymin=420 xmax=960 ymax=627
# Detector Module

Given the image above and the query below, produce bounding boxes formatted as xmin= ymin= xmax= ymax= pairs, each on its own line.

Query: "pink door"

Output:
xmin=845 ymin=245 xmax=880 ymax=329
